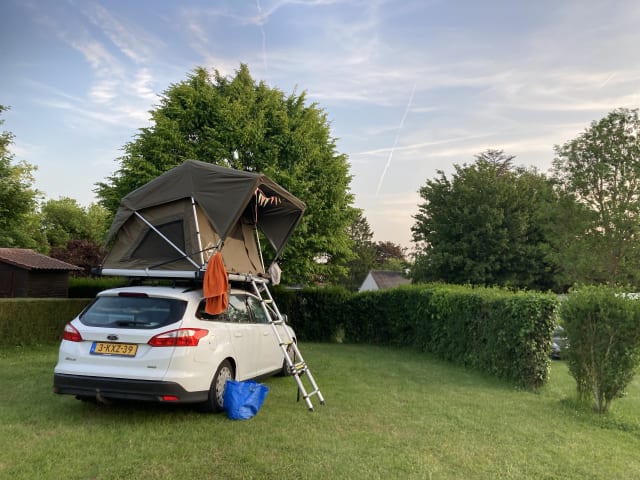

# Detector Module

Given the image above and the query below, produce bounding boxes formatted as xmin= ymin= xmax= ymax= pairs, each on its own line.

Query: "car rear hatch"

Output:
xmin=59 ymin=291 xmax=189 ymax=381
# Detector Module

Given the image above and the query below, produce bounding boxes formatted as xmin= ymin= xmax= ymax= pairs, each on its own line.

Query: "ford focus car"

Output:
xmin=53 ymin=284 xmax=295 ymax=412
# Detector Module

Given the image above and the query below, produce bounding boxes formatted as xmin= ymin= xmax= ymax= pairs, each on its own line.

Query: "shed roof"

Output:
xmin=369 ymin=270 xmax=410 ymax=289
xmin=0 ymin=248 xmax=82 ymax=271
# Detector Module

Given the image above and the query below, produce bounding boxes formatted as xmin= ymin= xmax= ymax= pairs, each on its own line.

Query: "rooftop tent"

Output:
xmin=99 ymin=160 xmax=306 ymax=278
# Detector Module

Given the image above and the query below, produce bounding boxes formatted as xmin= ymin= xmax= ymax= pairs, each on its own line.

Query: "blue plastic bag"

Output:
xmin=223 ymin=380 xmax=269 ymax=420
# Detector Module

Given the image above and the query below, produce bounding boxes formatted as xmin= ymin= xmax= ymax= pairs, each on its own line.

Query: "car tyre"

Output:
xmin=201 ymin=359 xmax=234 ymax=413
xmin=279 ymin=342 xmax=296 ymax=377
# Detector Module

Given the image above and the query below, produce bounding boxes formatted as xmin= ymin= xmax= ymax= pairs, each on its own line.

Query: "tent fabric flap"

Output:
xmin=101 ymin=160 xmax=305 ymax=277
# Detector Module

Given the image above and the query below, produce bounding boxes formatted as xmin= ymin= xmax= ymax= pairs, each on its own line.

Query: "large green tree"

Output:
xmin=41 ymin=198 xmax=110 ymax=273
xmin=412 ymin=150 xmax=559 ymax=290
xmin=41 ymin=197 xmax=110 ymax=247
xmin=374 ymin=241 xmax=408 ymax=272
xmin=552 ymin=108 xmax=640 ymax=286
xmin=96 ymin=66 xmax=355 ymax=284
xmin=0 ymin=105 xmax=42 ymax=249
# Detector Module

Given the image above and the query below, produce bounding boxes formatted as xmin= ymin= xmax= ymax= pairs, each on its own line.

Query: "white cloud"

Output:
xmin=133 ymin=68 xmax=158 ymax=102
xmin=89 ymin=78 xmax=119 ymax=104
xmin=82 ymin=2 xmax=165 ymax=64
xmin=21 ymin=1 xmax=164 ymax=132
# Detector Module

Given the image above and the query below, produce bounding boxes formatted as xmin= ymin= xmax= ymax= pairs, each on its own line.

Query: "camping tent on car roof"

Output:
xmin=98 ymin=160 xmax=306 ymax=279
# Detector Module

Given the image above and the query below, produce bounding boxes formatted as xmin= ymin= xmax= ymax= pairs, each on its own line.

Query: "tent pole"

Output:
xmin=191 ymin=197 xmax=205 ymax=266
xmin=254 ymin=225 xmax=265 ymax=272
xmin=133 ymin=211 xmax=201 ymax=269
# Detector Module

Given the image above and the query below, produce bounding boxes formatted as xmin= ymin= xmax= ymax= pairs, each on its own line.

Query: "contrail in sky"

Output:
xmin=599 ymin=72 xmax=615 ymax=89
xmin=256 ymin=0 xmax=269 ymax=77
xmin=376 ymin=83 xmax=416 ymax=196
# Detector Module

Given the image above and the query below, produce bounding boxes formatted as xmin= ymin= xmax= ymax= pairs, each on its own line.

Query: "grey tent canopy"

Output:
xmin=99 ymin=160 xmax=305 ymax=279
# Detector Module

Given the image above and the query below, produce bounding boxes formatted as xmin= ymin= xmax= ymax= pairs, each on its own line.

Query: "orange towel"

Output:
xmin=204 ymin=251 xmax=229 ymax=315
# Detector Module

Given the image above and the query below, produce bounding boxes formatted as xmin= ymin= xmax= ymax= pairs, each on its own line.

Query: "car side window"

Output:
xmin=196 ymin=294 xmax=251 ymax=323
xmin=227 ymin=295 xmax=251 ymax=323
xmin=246 ymin=296 xmax=269 ymax=324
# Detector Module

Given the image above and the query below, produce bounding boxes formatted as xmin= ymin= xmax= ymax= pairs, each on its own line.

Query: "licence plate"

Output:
xmin=91 ymin=342 xmax=138 ymax=357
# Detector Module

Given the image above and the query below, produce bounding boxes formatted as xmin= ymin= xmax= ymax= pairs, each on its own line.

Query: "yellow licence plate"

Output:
xmin=91 ymin=342 xmax=138 ymax=357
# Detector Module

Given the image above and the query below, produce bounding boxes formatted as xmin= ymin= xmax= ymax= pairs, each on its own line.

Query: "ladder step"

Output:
xmin=304 ymin=389 xmax=320 ymax=399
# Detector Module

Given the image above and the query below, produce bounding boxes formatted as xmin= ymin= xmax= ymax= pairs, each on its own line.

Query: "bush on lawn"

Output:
xmin=559 ymin=285 xmax=640 ymax=413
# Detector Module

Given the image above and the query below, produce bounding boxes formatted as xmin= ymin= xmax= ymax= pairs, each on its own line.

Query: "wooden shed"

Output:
xmin=0 ymin=248 xmax=82 ymax=298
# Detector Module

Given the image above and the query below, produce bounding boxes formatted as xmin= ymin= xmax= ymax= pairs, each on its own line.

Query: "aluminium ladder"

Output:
xmin=249 ymin=277 xmax=325 ymax=411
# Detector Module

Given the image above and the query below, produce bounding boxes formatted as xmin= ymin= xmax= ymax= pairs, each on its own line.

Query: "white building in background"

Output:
xmin=359 ymin=270 xmax=410 ymax=292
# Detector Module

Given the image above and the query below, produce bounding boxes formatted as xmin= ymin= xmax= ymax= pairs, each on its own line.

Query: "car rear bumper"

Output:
xmin=53 ymin=373 xmax=209 ymax=403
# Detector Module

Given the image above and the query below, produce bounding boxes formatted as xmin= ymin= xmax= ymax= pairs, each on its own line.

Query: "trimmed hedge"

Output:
xmin=2 ymin=283 xmax=558 ymax=389
xmin=0 ymin=277 xmax=123 ymax=346
xmin=273 ymin=286 xmax=352 ymax=342
xmin=276 ymin=284 xmax=558 ymax=389
xmin=68 ymin=277 xmax=129 ymax=298
xmin=0 ymin=298 xmax=91 ymax=346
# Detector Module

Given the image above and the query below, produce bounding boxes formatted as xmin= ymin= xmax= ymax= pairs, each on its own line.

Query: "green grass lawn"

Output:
xmin=1 ymin=343 xmax=639 ymax=480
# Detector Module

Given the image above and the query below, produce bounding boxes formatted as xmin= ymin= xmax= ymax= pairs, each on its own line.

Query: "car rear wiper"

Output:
xmin=114 ymin=320 xmax=150 ymax=327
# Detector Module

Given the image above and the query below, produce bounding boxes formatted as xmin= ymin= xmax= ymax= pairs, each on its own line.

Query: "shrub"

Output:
xmin=559 ymin=286 xmax=640 ymax=413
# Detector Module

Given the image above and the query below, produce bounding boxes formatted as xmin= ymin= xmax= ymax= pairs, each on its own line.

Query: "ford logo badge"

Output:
xmin=107 ymin=334 xmax=119 ymax=341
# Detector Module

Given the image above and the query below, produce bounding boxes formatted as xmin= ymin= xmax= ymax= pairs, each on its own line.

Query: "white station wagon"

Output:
xmin=53 ymin=284 xmax=295 ymax=412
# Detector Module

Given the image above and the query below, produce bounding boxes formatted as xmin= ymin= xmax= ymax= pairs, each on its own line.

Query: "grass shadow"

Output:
xmin=558 ymin=396 xmax=640 ymax=438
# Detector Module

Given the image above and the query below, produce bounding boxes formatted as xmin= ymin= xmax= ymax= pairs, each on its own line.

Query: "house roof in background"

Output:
xmin=369 ymin=270 xmax=410 ymax=289
xmin=0 ymin=248 xmax=82 ymax=271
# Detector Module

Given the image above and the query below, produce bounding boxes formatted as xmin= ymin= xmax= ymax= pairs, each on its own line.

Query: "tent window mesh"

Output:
xmin=132 ymin=220 xmax=186 ymax=260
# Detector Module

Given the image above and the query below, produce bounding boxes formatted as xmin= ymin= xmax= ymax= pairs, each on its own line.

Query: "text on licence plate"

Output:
xmin=91 ymin=342 xmax=138 ymax=357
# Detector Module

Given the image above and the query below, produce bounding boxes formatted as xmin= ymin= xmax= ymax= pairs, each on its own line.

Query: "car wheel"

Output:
xmin=279 ymin=342 xmax=296 ymax=376
xmin=202 ymin=360 xmax=234 ymax=413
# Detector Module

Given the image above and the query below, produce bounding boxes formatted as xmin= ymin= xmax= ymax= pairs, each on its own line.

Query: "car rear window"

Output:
xmin=79 ymin=295 xmax=188 ymax=329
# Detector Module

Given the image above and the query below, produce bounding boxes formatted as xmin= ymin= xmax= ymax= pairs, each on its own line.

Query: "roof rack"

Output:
xmin=95 ymin=268 xmax=271 ymax=285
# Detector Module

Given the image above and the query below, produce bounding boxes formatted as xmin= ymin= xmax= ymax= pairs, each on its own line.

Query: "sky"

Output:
xmin=2 ymin=0 xmax=640 ymax=251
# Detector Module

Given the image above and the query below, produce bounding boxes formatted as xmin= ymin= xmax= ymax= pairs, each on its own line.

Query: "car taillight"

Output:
xmin=63 ymin=323 xmax=82 ymax=342
xmin=148 ymin=328 xmax=209 ymax=347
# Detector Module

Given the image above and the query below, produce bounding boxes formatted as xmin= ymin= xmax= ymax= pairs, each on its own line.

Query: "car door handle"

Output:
xmin=234 ymin=332 xmax=243 ymax=337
